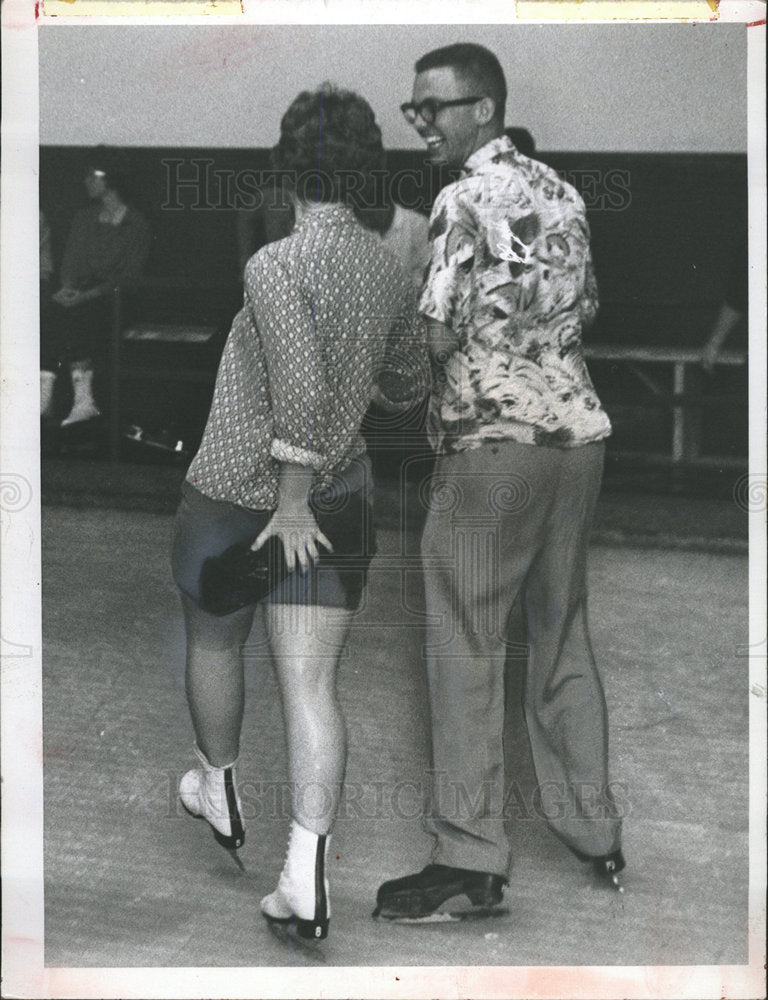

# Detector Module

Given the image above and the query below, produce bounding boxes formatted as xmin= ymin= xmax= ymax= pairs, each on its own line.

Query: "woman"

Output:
xmin=235 ymin=158 xmax=429 ymax=292
xmin=171 ymin=85 xmax=425 ymax=941
xmin=42 ymin=147 xmax=151 ymax=425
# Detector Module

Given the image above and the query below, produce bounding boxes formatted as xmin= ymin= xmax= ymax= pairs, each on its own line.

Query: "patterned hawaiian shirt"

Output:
xmin=420 ymin=134 xmax=611 ymax=452
xmin=187 ymin=203 xmax=418 ymax=509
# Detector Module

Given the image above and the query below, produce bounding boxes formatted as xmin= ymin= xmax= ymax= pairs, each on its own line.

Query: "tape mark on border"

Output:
xmin=43 ymin=0 xmax=242 ymax=16
xmin=515 ymin=0 xmax=719 ymax=19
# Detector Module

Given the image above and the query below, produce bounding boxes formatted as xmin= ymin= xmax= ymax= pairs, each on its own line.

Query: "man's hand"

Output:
xmin=701 ymin=340 xmax=721 ymax=375
xmin=701 ymin=302 xmax=742 ymax=373
xmin=251 ymin=502 xmax=332 ymax=574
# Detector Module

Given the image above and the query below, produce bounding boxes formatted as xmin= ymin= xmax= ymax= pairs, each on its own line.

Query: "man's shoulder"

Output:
xmin=515 ymin=155 xmax=586 ymax=213
xmin=428 ymin=173 xmax=484 ymax=228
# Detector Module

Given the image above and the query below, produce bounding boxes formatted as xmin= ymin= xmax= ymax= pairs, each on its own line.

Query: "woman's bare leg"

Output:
xmin=181 ymin=592 xmax=255 ymax=765
xmin=265 ymin=602 xmax=353 ymax=834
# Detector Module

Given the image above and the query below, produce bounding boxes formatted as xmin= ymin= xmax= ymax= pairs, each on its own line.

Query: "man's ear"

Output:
xmin=474 ymin=96 xmax=496 ymax=126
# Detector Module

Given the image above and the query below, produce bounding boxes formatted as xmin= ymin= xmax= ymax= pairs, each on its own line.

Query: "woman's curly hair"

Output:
xmin=273 ymin=84 xmax=389 ymax=228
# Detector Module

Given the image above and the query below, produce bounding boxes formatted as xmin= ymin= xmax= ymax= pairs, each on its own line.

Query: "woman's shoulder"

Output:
xmin=245 ymin=237 xmax=285 ymax=273
xmin=242 ymin=238 xmax=295 ymax=296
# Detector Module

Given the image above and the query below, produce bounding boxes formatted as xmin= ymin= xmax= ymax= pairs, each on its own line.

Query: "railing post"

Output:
xmin=681 ymin=364 xmax=703 ymax=464
xmin=108 ymin=286 xmax=122 ymax=463
xmin=671 ymin=361 xmax=685 ymax=464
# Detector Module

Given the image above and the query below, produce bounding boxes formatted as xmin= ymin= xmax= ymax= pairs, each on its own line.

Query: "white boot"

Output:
xmin=61 ymin=363 xmax=100 ymax=426
xmin=40 ymin=370 xmax=57 ymax=418
xmin=179 ymin=744 xmax=245 ymax=850
xmin=260 ymin=820 xmax=330 ymax=940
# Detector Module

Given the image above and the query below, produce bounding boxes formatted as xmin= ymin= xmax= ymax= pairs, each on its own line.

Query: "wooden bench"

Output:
xmin=106 ymin=283 xmax=234 ymax=462
xmin=106 ymin=287 xmax=747 ymax=469
xmin=585 ymin=343 xmax=747 ymax=467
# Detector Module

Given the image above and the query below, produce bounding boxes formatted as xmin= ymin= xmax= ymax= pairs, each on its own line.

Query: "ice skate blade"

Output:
xmin=264 ymin=916 xmax=328 ymax=957
xmin=373 ymin=905 xmax=508 ymax=923
xmin=225 ymin=847 xmax=246 ymax=873
xmin=591 ymin=871 xmax=625 ymax=893
xmin=181 ymin=801 xmax=246 ymax=868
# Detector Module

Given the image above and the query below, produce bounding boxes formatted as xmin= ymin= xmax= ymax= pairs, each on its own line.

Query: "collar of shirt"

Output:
xmin=293 ymin=202 xmax=358 ymax=234
xmin=462 ymin=133 xmax=517 ymax=176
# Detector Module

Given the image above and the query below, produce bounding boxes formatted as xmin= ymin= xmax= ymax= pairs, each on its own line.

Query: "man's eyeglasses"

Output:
xmin=400 ymin=97 xmax=483 ymax=126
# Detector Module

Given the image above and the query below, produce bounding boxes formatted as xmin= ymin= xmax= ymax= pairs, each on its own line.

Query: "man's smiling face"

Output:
xmin=410 ymin=66 xmax=487 ymax=169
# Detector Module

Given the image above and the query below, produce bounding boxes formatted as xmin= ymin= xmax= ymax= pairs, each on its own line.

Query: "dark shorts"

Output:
xmin=171 ymin=456 xmax=376 ymax=613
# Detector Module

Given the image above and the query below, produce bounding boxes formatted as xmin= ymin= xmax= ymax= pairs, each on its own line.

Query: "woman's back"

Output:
xmin=188 ymin=203 xmax=414 ymax=509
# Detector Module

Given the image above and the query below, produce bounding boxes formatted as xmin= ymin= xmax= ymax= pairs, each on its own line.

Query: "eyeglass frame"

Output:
xmin=400 ymin=96 xmax=485 ymax=126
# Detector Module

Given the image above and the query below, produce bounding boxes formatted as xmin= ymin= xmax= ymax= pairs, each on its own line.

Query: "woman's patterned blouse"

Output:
xmin=420 ymin=134 xmax=611 ymax=453
xmin=187 ymin=204 xmax=418 ymax=510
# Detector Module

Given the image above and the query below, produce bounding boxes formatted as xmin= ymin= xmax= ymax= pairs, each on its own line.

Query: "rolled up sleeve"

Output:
xmin=245 ymin=252 xmax=329 ymax=470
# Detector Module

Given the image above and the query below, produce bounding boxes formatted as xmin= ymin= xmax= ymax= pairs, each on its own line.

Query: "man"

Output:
xmin=375 ymin=43 xmax=625 ymax=922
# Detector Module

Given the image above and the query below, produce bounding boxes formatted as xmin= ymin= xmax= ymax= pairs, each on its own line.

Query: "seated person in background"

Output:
xmin=39 ymin=210 xmax=56 ymax=418
xmin=42 ymin=146 xmax=151 ymax=426
xmin=39 ymin=209 xmax=54 ymax=288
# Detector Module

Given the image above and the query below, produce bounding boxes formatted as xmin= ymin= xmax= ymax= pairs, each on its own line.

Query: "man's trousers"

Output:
xmin=420 ymin=439 xmax=622 ymax=875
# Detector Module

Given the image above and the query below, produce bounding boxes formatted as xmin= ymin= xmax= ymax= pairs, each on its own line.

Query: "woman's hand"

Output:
xmin=251 ymin=501 xmax=333 ymax=574
xmin=52 ymin=287 xmax=83 ymax=307
xmin=52 ymin=287 xmax=98 ymax=308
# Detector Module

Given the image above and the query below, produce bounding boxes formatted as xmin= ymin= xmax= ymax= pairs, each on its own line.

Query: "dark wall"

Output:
xmin=40 ymin=146 xmax=747 ymax=348
xmin=40 ymin=146 xmax=748 ymax=466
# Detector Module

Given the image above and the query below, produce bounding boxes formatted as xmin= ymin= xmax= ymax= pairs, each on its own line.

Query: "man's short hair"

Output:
xmin=415 ymin=43 xmax=507 ymax=122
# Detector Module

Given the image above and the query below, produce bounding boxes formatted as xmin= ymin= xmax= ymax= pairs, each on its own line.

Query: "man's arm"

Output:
xmin=702 ymin=302 xmax=743 ymax=372
xmin=418 ymin=185 xmax=473 ymax=356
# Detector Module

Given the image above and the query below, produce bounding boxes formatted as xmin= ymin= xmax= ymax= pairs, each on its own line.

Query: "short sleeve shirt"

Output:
xmin=420 ymin=134 xmax=611 ymax=452
xmin=187 ymin=203 xmax=415 ymax=510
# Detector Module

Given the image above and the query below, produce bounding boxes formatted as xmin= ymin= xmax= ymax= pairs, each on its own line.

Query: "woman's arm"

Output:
xmin=247 ymin=252 xmax=331 ymax=471
xmin=245 ymin=251 xmax=332 ymax=569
